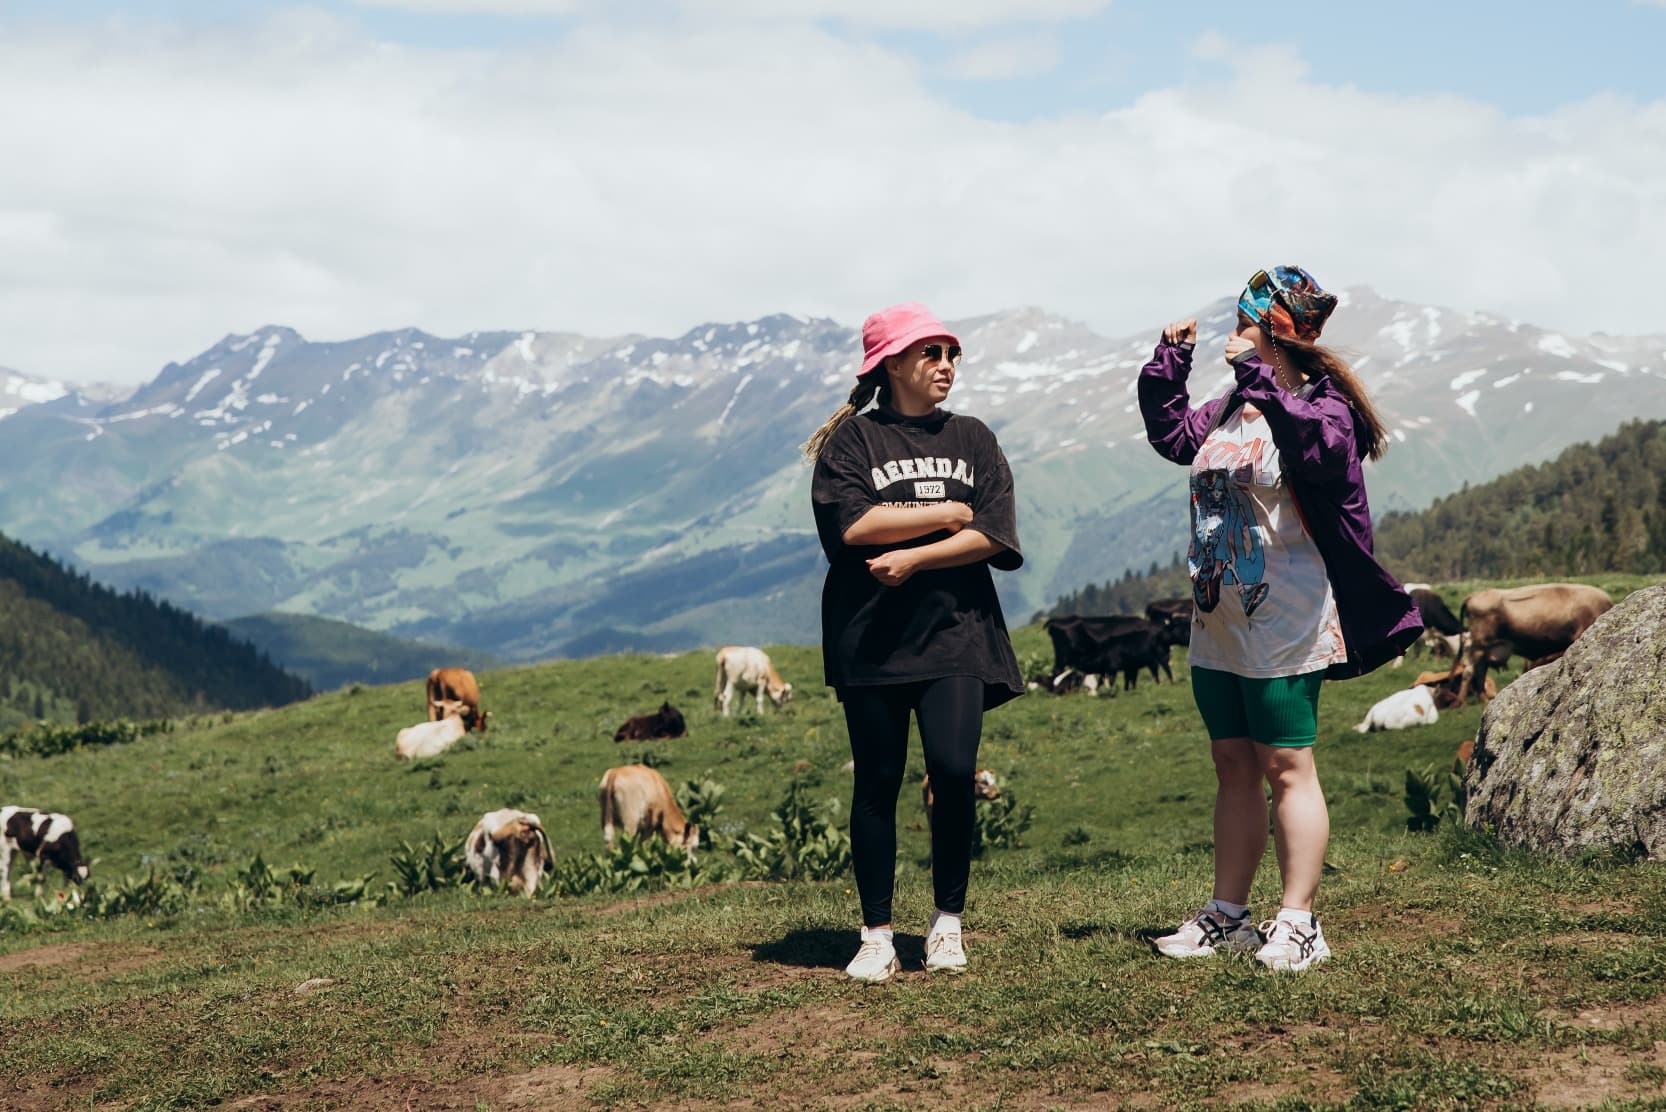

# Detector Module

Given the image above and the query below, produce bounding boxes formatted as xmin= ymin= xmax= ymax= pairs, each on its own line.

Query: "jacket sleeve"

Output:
xmin=1232 ymin=355 xmax=1358 ymax=480
xmin=1138 ymin=339 xmax=1218 ymax=466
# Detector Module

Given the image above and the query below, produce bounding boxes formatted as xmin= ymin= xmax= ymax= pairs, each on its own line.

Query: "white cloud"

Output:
xmin=1 ymin=15 xmax=1663 ymax=384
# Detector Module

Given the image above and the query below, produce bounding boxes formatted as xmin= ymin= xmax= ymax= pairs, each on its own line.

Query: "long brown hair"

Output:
xmin=802 ymin=370 xmax=891 ymax=462
xmin=1273 ymin=337 xmax=1389 ymax=462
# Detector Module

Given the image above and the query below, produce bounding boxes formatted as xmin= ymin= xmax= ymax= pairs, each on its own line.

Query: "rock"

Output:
xmin=1465 ymin=585 xmax=1666 ymax=859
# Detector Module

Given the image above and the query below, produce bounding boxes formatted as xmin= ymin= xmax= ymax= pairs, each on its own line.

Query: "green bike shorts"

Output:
xmin=1191 ymin=666 xmax=1326 ymax=748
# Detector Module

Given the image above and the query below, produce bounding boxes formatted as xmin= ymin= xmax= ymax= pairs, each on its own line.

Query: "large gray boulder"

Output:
xmin=1465 ymin=584 xmax=1666 ymax=859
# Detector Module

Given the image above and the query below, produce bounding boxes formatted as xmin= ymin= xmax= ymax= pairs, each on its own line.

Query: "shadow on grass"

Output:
xmin=752 ymin=928 xmax=928 ymax=970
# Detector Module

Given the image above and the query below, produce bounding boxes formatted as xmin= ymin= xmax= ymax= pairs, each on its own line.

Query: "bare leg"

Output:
xmin=1257 ymin=744 xmax=1329 ymax=911
xmin=1211 ymin=737 xmax=1268 ymax=906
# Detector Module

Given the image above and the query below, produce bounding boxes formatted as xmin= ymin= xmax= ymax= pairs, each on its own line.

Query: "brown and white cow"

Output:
xmin=1459 ymin=583 xmax=1613 ymax=702
xmin=464 ymin=809 xmax=552 ymax=897
xmin=426 ymin=667 xmax=489 ymax=732
xmin=395 ymin=702 xmax=469 ymax=759
xmin=2 ymin=806 xmax=89 ymax=900
xmin=598 ymin=765 xmax=699 ymax=857
xmin=714 ymin=646 xmax=792 ymax=717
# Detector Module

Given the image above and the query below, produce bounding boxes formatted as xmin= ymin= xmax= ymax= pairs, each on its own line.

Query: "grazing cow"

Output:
xmin=1459 ymin=583 xmax=1613 ymax=702
xmin=1 ymin=806 xmax=89 ymax=900
xmin=1354 ymin=686 xmax=1439 ymax=733
xmin=613 ymin=701 xmax=688 ymax=743
xmin=395 ymin=702 xmax=468 ymax=759
xmin=599 ymin=765 xmax=700 ymax=857
xmin=1044 ymin=615 xmax=1173 ymax=692
xmin=426 ymin=667 xmax=489 ymax=733
xmin=713 ymin=646 xmax=793 ymax=717
xmin=1411 ymin=588 xmax=1463 ymax=638
xmin=464 ymin=809 xmax=552 ymax=897
xmin=1144 ymin=598 xmax=1194 ymax=647
xmin=921 ymin=769 xmax=1001 ymax=831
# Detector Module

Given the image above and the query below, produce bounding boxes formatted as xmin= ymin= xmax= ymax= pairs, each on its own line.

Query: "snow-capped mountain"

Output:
xmin=1 ymin=289 xmax=1662 ymax=659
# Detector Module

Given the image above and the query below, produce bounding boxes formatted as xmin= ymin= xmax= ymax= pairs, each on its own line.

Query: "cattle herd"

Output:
xmin=0 ymin=582 xmax=1621 ymax=901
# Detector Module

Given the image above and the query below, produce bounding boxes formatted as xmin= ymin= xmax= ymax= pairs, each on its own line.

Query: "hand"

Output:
xmin=866 ymin=550 xmax=918 ymax=587
xmin=1163 ymin=319 xmax=1198 ymax=345
xmin=1225 ymin=336 xmax=1256 ymax=365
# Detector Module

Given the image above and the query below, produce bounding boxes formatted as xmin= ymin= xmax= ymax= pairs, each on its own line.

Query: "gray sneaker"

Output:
xmin=1155 ymin=907 xmax=1261 ymax=958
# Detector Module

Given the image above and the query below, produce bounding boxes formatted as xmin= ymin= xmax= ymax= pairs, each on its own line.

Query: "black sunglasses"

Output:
xmin=918 ymin=343 xmax=963 ymax=365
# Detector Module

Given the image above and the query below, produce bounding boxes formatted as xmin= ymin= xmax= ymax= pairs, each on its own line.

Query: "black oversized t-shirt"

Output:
xmin=811 ymin=406 xmax=1025 ymax=709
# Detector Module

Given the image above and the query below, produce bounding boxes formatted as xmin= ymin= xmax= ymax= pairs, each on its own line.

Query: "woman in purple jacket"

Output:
xmin=1138 ymin=266 xmax=1421 ymax=972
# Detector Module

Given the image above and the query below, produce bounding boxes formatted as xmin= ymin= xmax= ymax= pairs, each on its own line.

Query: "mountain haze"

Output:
xmin=1 ymin=291 xmax=1663 ymax=658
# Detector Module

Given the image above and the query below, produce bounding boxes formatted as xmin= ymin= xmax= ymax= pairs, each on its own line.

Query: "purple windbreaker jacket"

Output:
xmin=1138 ymin=339 xmax=1422 ymax=679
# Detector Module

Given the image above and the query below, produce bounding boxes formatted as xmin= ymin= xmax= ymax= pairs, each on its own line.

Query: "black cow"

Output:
xmin=1144 ymin=598 xmax=1194 ymax=647
xmin=1044 ymin=615 xmax=1173 ymax=692
xmin=613 ymin=701 xmax=689 ymax=743
xmin=1410 ymin=588 xmax=1462 ymax=636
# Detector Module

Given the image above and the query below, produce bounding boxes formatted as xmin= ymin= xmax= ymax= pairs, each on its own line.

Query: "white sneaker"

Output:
xmin=925 ymin=927 xmax=967 ymax=974
xmin=1154 ymin=906 xmax=1261 ymax=959
xmin=845 ymin=928 xmax=900 ymax=983
xmin=1255 ymin=914 xmax=1331 ymax=972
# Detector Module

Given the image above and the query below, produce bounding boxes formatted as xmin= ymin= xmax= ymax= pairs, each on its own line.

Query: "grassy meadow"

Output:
xmin=1 ymin=580 xmax=1665 ymax=1109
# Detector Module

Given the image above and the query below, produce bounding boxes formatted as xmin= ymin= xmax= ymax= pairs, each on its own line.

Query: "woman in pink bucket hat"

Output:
xmin=804 ymin=302 xmax=1025 ymax=982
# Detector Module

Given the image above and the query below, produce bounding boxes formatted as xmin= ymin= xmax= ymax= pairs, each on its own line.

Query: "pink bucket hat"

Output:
xmin=859 ymin=302 xmax=959 ymax=380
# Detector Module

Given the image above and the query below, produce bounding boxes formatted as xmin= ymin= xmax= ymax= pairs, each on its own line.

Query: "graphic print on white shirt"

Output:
xmin=1187 ymin=404 xmax=1346 ymax=677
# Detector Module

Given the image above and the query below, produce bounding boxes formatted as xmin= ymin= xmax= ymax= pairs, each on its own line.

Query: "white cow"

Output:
xmin=714 ymin=646 xmax=793 ymax=717
xmin=395 ymin=701 xmax=468 ymax=759
xmin=1354 ymin=686 xmax=1439 ymax=733
xmin=464 ymin=809 xmax=552 ymax=897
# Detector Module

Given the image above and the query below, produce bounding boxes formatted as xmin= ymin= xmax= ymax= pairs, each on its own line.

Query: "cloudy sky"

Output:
xmin=3 ymin=0 xmax=1664 ymax=383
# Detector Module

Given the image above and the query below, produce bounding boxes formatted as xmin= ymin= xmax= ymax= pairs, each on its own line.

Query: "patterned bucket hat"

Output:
xmin=1238 ymin=265 xmax=1337 ymax=343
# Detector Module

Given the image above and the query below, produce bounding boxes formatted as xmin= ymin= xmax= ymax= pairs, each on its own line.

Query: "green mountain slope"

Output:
xmin=0 ymin=533 xmax=309 ymax=729
xmin=220 ymin=612 xmax=504 ymax=691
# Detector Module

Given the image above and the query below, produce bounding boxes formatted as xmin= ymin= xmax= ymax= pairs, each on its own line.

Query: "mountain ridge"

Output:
xmin=2 ymin=289 xmax=1663 ymax=659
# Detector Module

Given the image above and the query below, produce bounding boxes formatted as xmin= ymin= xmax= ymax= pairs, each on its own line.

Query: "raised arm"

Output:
xmin=1232 ymin=355 xmax=1358 ymax=480
xmin=1138 ymin=325 xmax=1222 ymax=466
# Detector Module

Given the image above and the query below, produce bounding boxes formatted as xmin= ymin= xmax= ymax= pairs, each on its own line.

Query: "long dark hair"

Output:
xmin=1273 ymin=337 xmax=1389 ymax=461
xmin=802 ymin=370 xmax=892 ymax=462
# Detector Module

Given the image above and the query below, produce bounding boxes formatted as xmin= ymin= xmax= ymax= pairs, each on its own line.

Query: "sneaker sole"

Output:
xmin=1257 ymin=948 xmax=1331 ymax=973
xmin=1155 ymin=940 xmax=1260 ymax=959
xmin=847 ymin=959 xmax=901 ymax=983
xmin=925 ymin=961 xmax=967 ymax=975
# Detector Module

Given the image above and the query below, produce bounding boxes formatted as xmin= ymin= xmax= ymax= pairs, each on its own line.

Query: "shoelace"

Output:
xmin=927 ymin=932 xmax=962 ymax=956
xmin=855 ymin=938 xmax=889 ymax=964
xmin=1258 ymin=920 xmax=1316 ymax=956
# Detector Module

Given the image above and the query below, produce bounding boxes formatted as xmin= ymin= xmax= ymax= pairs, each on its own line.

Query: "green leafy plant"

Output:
xmin=971 ymin=792 xmax=1035 ymax=857
xmin=1405 ymin=758 xmax=1469 ymax=833
xmin=548 ymin=833 xmax=709 ymax=897
xmin=0 ymin=718 xmax=173 ymax=759
xmin=676 ymin=773 xmax=727 ymax=834
xmin=387 ymin=832 xmax=470 ymax=896
xmin=731 ymin=778 xmax=852 ymax=882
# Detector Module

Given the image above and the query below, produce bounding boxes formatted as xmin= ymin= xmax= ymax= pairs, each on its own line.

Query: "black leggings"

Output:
xmin=840 ymin=676 xmax=985 ymax=927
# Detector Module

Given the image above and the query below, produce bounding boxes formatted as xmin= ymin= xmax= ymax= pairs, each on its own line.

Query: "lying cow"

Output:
xmin=1354 ymin=685 xmax=1439 ymax=733
xmin=1411 ymin=664 xmax=1496 ymax=708
xmin=464 ymin=809 xmax=552 ymax=897
xmin=427 ymin=667 xmax=489 ymax=732
xmin=1459 ymin=583 xmax=1613 ymax=702
xmin=395 ymin=701 xmax=469 ymax=759
xmin=599 ymin=765 xmax=699 ymax=857
xmin=1045 ymin=615 xmax=1173 ymax=692
xmin=1 ymin=806 xmax=89 ymax=900
xmin=714 ymin=646 xmax=793 ymax=717
xmin=1025 ymin=669 xmax=1101 ymax=695
xmin=613 ymin=701 xmax=688 ymax=743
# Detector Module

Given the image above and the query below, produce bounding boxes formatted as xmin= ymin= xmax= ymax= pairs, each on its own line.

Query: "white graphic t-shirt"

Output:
xmin=1185 ymin=403 xmax=1346 ymax=677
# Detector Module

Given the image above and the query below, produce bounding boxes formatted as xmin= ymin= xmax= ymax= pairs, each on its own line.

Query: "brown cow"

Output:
xmin=1458 ymin=583 xmax=1613 ymax=703
xmin=613 ymin=701 xmax=688 ymax=743
xmin=426 ymin=667 xmax=489 ymax=732
xmin=1411 ymin=663 xmax=1496 ymax=709
xmin=598 ymin=765 xmax=699 ymax=857
xmin=921 ymin=769 xmax=1001 ymax=831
